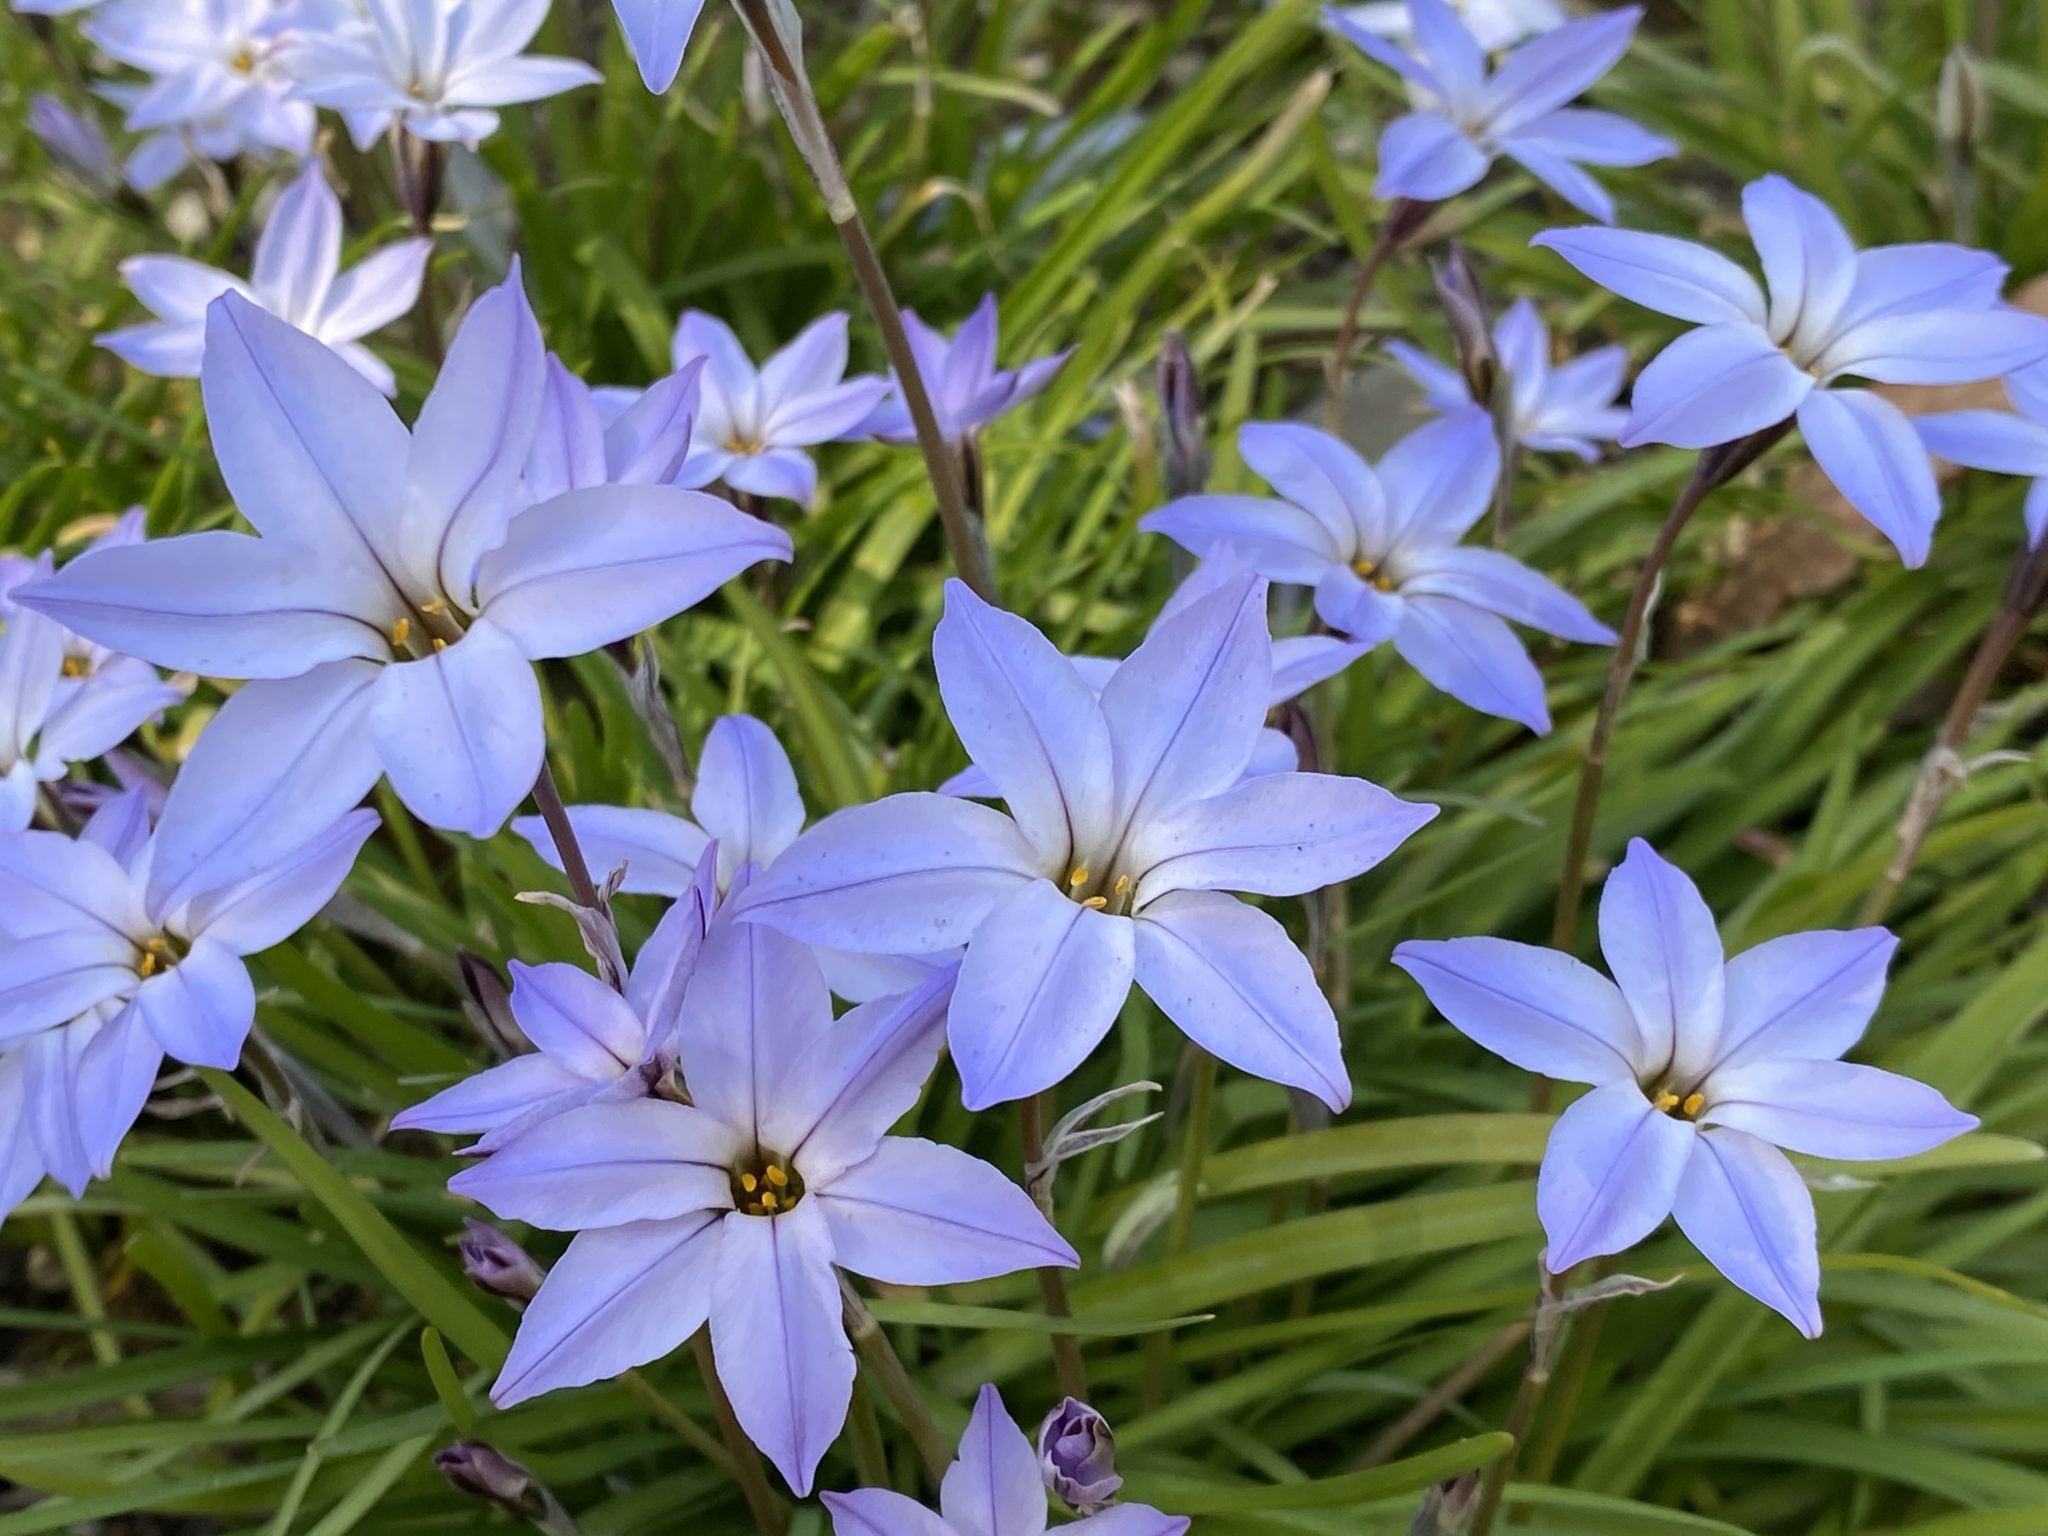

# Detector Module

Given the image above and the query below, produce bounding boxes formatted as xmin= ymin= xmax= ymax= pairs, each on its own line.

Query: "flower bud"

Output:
xmin=434 ymin=1442 xmax=548 ymax=1520
xmin=1156 ymin=331 xmax=1210 ymax=498
xmin=1431 ymin=244 xmax=1496 ymax=405
xmin=1937 ymin=45 xmax=1988 ymax=158
xmin=1037 ymin=1398 xmax=1123 ymax=1514
xmin=459 ymin=1220 xmax=545 ymax=1303
xmin=28 ymin=94 xmax=118 ymax=196
xmin=455 ymin=949 xmax=521 ymax=1059
xmin=1409 ymin=1473 xmax=1480 ymax=1534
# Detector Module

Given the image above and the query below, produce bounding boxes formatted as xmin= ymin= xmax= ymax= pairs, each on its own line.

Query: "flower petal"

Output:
xmin=133 ymin=938 xmax=254 ymax=1069
xmin=1702 ymin=1059 xmax=1976 ymax=1161
xmin=514 ymin=805 xmax=709 ymax=897
xmin=1133 ymin=889 xmax=1349 ymax=1111
xmin=612 ymin=0 xmax=707 ymax=92
xmin=940 ymin=1382 xmax=1049 ymax=1536
xmin=452 ymin=1098 xmax=734 ymax=1228
xmin=820 ymin=1137 xmax=1076 ymax=1286
xmin=1375 ymin=111 xmax=1490 ymax=202
xmin=1482 ymin=6 xmax=1641 ymax=136
xmin=823 ymin=1490 xmax=956 ymax=1536
xmin=254 ymin=160 xmax=342 ymax=325
xmin=1070 ymin=1509 xmax=1191 ymax=1536
xmin=73 ymin=1002 xmax=163 ymax=1179
xmin=1391 ymin=595 xmax=1551 ymax=733
xmin=1596 ymin=838 xmax=1724 ymax=1084
xmin=389 ymin=1051 xmax=592 ymax=1136
xmin=949 ymin=880 xmax=1134 ymax=1111
xmin=1531 ymin=228 xmax=1767 ymax=328
xmin=1672 ymin=1127 xmax=1820 ymax=1337
xmin=1139 ymin=495 xmax=1344 ymax=585
xmin=1501 ymin=136 xmax=1614 ymax=224
xmin=1835 ymin=243 xmax=2009 ymax=331
xmin=1795 ymin=388 xmax=1940 ymax=569
xmin=709 ymin=1201 xmax=852 ymax=1497
xmin=1713 ymin=928 xmax=1897 ymax=1073
xmin=0 ymin=828 xmax=145 ymax=942
xmin=1742 ymin=174 xmax=1857 ymax=354
xmin=1397 ymin=545 xmax=1615 ymax=642
xmin=1819 ymin=308 xmax=2048 ymax=388
xmin=1538 ymin=1080 xmax=1695 ymax=1271
xmin=1392 ymin=936 xmax=1644 ymax=1084
xmin=0 ymin=1055 xmax=40 ymax=1220
xmin=0 ymin=930 xmax=135 ymax=1042
xmin=317 ymin=238 xmax=432 ymax=342
xmin=1915 ymin=410 xmax=2048 ymax=477
xmin=506 ymin=959 xmax=648 ymax=1077
xmin=676 ymin=909 xmax=833 ymax=1142
xmin=1620 ymin=323 xmax=1812 ymax=450
xmin=1379 ymin=408 xmax=1499 ymax=553
xmin=691 ymin=714 xmax=807 ymax=882
xmin=369 ymin=618 xmax=543 ymax=838
xmin=492 ymin=1215 xmax=722 ymax=1407
xmin=1238 ymin=422 xmax=1386 ymax=557
xmin=180 ymin=809 xmax=377 ymax=955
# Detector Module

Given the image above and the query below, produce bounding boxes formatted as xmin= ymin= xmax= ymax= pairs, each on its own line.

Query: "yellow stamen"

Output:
xmin=432 ymin=637 xmax=447 ymax=652
xmin=1068 ymin=868 xmax=1090 ymax=888
xmin=390 ymin=617 xmax=411 ymax=648
xmin=420 ymin=599 xmax=446 ymax=615
xmin=138 ymin=951 xmax=158 ymax=978
xmin=1113 ymin=875 xmax=1130 ymax=896
xmin=61 ymin=655 xmax=90 ymax=679
xmin=760 ymin=1191 xmax=780 ymax=1211
xmin=764 ymin=1165 xmax=788 ymax=1189
xmin=1081 ymin=896 xmax=1108 ymax=909
xmin=740 ymin=1173 xmax=758 ymax=1193
xmin=1682 ymin=1091 xmax=1705 ymax=1118
xmin=1651 ymin=1090 xmax=1680 ymax=1113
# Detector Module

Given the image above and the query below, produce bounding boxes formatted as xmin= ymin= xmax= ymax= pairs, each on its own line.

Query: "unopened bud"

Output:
xmin=1156 ymin=331 xmax=1210 ymax=498
xmin=1937 ymin=45 xmax=1988 ymax=156
xmin=459 ymin=1220 xmax=545 ymax=1303
xmin=1431 ymin=244 xmax=1496 ymax=404
xmin=1038 ymin=1398 xmax=1122 ymax=1514
xmin=455 ymin=950 xmax=521 ymax=1059
xmin=1410 ymin=1473 xmax=1481 ymax=1534
xmin=435 ymin=1443 xmax=548 ymax=1520
xmin=29 ymin=94 xmax=118 ymax=195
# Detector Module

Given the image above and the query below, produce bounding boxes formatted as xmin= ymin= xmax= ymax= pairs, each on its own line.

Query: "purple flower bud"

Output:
xmin=1430 ymin=245 xmax=1496 ymax=406
xmin=28 ymin=94 xmax=118 ymax=195
xmin=454 ymin=950 xmax=522 ymax=1060
xmin=459 ymin=1220 xmax=545 ymax=1303
xmin=1156 ymin=330 xmax=1209 ymax=499
xmin=1036 ymin=1397 xmax=1122 ymax=1514
xmin=434 ymin=1442 xmax=548 ymax=1520
xmin=1409 ymin=1473 xmax=1480 ymax=1534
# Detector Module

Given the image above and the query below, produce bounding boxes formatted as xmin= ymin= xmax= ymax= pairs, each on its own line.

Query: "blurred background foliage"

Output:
xmin=4 ymin=0 xmax=2048 ymax=1532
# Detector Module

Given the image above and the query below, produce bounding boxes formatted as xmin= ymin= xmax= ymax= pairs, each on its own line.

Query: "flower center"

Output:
xmin=729 ymin=1150 xmax=805 ymax=1216
xmin=1351 ymin=558 xmax=1395 ymax=593
xmin=388 ymin=599 xmax=467 ymax=661
xmin=136 ymin=933 xmax=189 ymax=980
xmin=723 ymin=434 xmax=766 ymax=457
xmin=1651 ymin=1088 xmax=1706 ymax=1121
xmin=60 ymin=654 xmax=92 ymax=679
xmin=1063 ymin=865 xmax=1133 ymax=916
xmin=230 ymin=46 xmax=258 ymax=74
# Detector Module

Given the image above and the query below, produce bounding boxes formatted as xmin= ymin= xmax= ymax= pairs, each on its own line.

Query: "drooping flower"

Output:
xmin=609 ymin=0 xmax=704 ymax=93
xmin=1328 ymin=0 xmax=1563 ymax=54
xmin=1325 ymin=0 xmax=1672 ymax=223
xmin=285 ymin=0 xmax=602 ymax=148
xmin=1037 ymin=1398 xmax=1123 ymax=1516
xmin=524 ymin=354 xmax=703 ymax=502
xmin=450 ymin=925 xmax=1073 ymax=1494
xmin=391 ymin=845 xmax=717 ymax=1149
xmin=100 ymin=158 xmax=429 ymax=393
xmin=1534 ymin=175 xmax=2048 ymax=567
xmin=858 ymin=294 xmax=1071 ymax=445
xmin=1387 ymin=296 xmax=1628 ymax=460
xmin=826 ymin=1385 xmax=1188 ymax=1536
xmin=739 ymin=572 xmax=1436 ymax=1111
xmin=1140 ymin=411 xmax=1614 ymax=732
xmin=667 ymin=311 xmax=890 ymax=507
xmin=0 ymin=786 xmax=377 ymax=1220
xmin=1915 ymin=356 xmax=2048 ymax=548
xmin=0 ymin=550 xmax=187 ymax=833
xmin=19 ymin=271 xmax=790 ymax=850
xmin=512 ymin=714 xmax=949 ymax=1003
xmin=1392 ymin=839 xmax=1976 ymax=1335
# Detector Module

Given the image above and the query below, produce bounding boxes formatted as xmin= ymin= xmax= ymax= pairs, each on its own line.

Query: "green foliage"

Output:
xmin=2 ymin=1 xmax=2047 ymax=1532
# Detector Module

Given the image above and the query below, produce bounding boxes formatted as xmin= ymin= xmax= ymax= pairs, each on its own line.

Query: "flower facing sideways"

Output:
xmin=524 ymin=353 xmax=703 ymax=502
xmin=450 ymin=924 xmax=1073 ymax=1495
xmin=858 ymin=293 xmax=1072 ymax=445
xmin=0 ymin=787 xmax=376 ymax=1222
xmin=1534 ymin=174 xmax=2048 ymax=567
xmin=824 ymin=1384 xmax=1187 ymax=1536
xmin=19 ymin=271 xmax=789 ymax=853
xmin=100 ymin=158 xmax=429 ymax=393
xmin=1915 ymin=355 xmax=2048 ymax=549
xmin=739 ymin=571 xmax=1437 ymax=1111
xmin=1326 ymin=0 xmax=1671 ymax=223
xmin=1387 ymin=296 xmax=1629 ymax=460
xmin=1393 ymin=839 xmax=1976 ymax=1335
xmin=1141 ymin=411 xmax=1614 ymax=732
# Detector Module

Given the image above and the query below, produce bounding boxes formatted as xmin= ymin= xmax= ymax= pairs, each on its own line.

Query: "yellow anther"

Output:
xmin=1651 ymin=1090 xmax=1680 ymax=1113
xmin=420 ymin=599 xmax=446 ymax=615
xmin=145 ymin=937 xmax=169 ymax=952
xmin=1068 ymin=868 xmax=1090 ymax=888
xmin=764 ymin=1165 xmax=789 ymax=1189
xmin=740 ymin=1173 xmax=758 ymax=1193
xmin=432 ymin=637 xmax=448 ymax=652
xmin=1082 ymin=896 xmax=1108 ymax=910
xmin=1682 ymin=1092 xmax=1705 ymax=1118
xmin=760 ymin=1191 xmax=780 ymax=1211
xmin=61 ymin=655 xmax=90 ymax=679
xmin=1113 ymin=875 xmax=1130 ymax=896
xmin=390 ymin=617 xmax=411 ymax=648
xmin=138 ymin=951 xmax=158 ymax=978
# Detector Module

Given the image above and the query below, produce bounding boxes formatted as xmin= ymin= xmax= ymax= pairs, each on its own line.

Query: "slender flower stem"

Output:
xmin=690 ymin=1332 xmax=788 ymax=1536
xmin=1517 ymin=1257 xmax=1620 ymax=1486
xmin=619 ymin=1369 xmax=736 ymax=1474
xmin=530 ymin=761 xmax=603 ymax=913
xmin=730 ymin=0 xmax=997 ymax=602
xmin=1018 ymin=1092 xmax=1090 ymax=1401
xmin=846 ymin=1377 xmax=892 ymax=1488
xmin=1141 ymin=1045 xmax=1218 ymax=1408
xmin=1324 ymin=197 xmax=1428 ymax=433
xmin=1467 ymin=1267 xmax=1566 ymax=1536
xmin=1352 ymin=1318 xmax=1530 ymax=1470
xmin=841 ymin=1279 xmax=952 ymax=1483
xmin=1859 ymin=535 xmax=2048 ymax=926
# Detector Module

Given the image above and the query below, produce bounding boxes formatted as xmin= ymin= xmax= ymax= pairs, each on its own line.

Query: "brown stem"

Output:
xmin=530 ymin=760 xmax=603 ymax=913
xmin=1353 ymin=1318 xmax=1530 ymax=1470
xmin=1859 ymin=535 xmax=2048 ymax=926
xmin=690 ymin=1332 xmax=788 ymax=1536
xmin=1467 ymin=1268 xmax=1566 ymax=1536
xmin=1324 ymin=198 xmax=1429 ymax=433
xmin=731 ymin=0 xmax=997 ymax=602
xmin=841 ymin=1279 xmax=952 ymax=1484
xmin=1517 ymin=1256 xmax=1619 ymax=1486
xmin=1018 ymin=1093 xmax=1090 ymax=1401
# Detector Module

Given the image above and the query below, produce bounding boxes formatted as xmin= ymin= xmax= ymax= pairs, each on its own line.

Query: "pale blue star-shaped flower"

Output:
xmin=1915 ymin=356 xmax=2048 ymax=549
xmin=1393 ymin=839 xmax=1976 ymax=1336
xmin=739 ymin=571 xmax=1436 ymax=1111
xmin=1326 ymin=0 xmax=1672 ymax=223
xmin=450 ymin=918 xmax=1073 ymax=1494
xmin=668 ymin=310 xmax=890 ymax=507
xmin=824 ymin=1383 xmax=1188 ymax=1536
xmin=1386 ymin=297 xmax=1628 ymax=460
xmin=101 ymin=158 xmax=428 ymax=394
xmin=1534 ymin=174 xmax=2048 ymax=567
xmin=0 ymin=786 xmax=376 ymax=1222
xmin=858 ymin=294 xmax=1072 ymax=445
xmin=1140 ymin=411 xmax=1615 ymax=733
xmin=18 ymin=267 xmax=790 ymax=852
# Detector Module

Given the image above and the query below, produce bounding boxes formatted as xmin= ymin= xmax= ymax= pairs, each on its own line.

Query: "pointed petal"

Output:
xmin=1915 ymin=409 xmax=2048 ymax=477
xmin=709 ymin=1202 xmax=852 ymax=1497
xmin=525 ymin=355 xmax=609 ymax=503
xmin=389 ymin=1051 xmax=592 ymax=1135
xmin=1238 ymin=422 xmax=1387 ymax=556
xmin=1391 ymin=596 xmax=1551 ymax=733
xmin=820 ymin=1137 xmax=1076 ymax=1286
xmin=1392 ymin=936 xmax=1643 ymax=1083
xmin=73 ymin=1002 xmax=162 ymax=1178
xmin=1702 ymin=1058 xmax=1976 ymax=1161
xmin=1503 ymin=107 xmax=1671 ymax=167
xmin=1538 ymin=1080 xmax=1694 ymax=1271
xmin=134 ymin=938 xmax=254 ymax=1069
xmin=604 ymin=359 xmax=703 ymax=486
xmin=120 ymin=255 xmax=245 ymax=325
xmin=1315 ymin=566 xmax=1402 ymax=647
xmin=477 ymin=486 xmax=789 ymax=658
xmin=1742 ymin=174 xmax=1857 ymax=351
xmin=1374 ymin=111 xmax=1490 ymax=202
xmin=823 ymin=1490 xmax=956 ymax=1536
xmin=369 ymin=619 xmax=543 ymax=838
xmin=1324 ymin=8 xmax=1446 ymax=97
xmin=1620 ymin=323 xmax=1812 ymax=450
xmin=1483 ymin=6 xmax=1641 ymax=136
xmin=0 ymin=930 xmax=136 ymax=1042
xmin=677 ymin=907 xmax=832 ymax=1140
xmin=1397 ymin=545 xmax=1614 ymax=642
xmin=1379 ymin=408 xmax=1499 ymax=551
xmin=98 ymin=322 xmax=205 ymax=378
xmin=1139 ymin=495 xmax=1344 ymax=585
xmin=1818 ymin=308 xmax=2048 ymax=388
xmin=23 ymin=1025 xmax=90 ymax=1196
xmin=446 ymin=54 xmax=602 ymax=106
xmin=693 ymin=714 xmax=807 ymax=881
xmin=33 ymin=670 xmax=186 ymax=768
xmin=254 ymin=160 xmax=343 ymax=324
xmin=1673 ymin=1128 xmax=1819 ymax=1336
xmin=0 ymin=829 xmax=146 ymax=942
xmin=1071 ymin=1509 xmax=1190 ymax=1536
xmin=1501 ymin=137 xmax=1614 ymax=224
xmin=1133 ymin=889 xmax=1349 ymax=1111
xmin=1269 ymin=634 xmax=1372 ymax=704
xmin=0 ymin=1054 xmax=44 ymax=1220
xmin=452 ymin=1098 xmax=734 ymax=1228
xmin=1795 ymin=388 xmax=1940 ymax=569
xmin=1597 ymin=839 xmax=1724 ymax=1084
xmin=1530 ymin=228 xmax=1767 ymax=327
xmin=1836 ymin=244 xmax=2009 ymax=332
xmin=612 ymin=0 xmax=706 ymax=92
xmin=738 ymin=794 xmax=1040 ymax=956
xmin=940 ymin=1382 xmax=1048 ymax=1536
xmin=506 ymin=959 xmax=648 ymax=1076
xmin=1713 ymin=928 xmax=1897 ymax=1073
xmin=723 ymin=448 xmax=820 ymax=506
xmin=492 ymin=1215 xmax=722 ymax=1406
xmin=513 ymin=805 xmax=709 ymax=897
xmin=318 ymin=238 xmax=432 ymax=341
xmin=180 ymin=809 xmax=376 ymax=955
